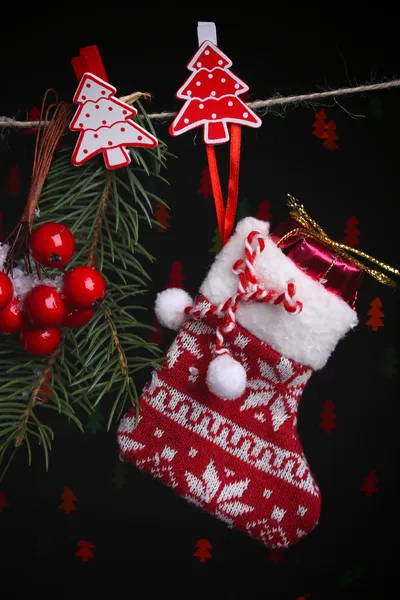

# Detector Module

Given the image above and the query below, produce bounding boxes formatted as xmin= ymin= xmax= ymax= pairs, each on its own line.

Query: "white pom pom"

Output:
xmin=206 ymin=354 xmax=247 ymax=400
xmin=154 ymin=288 xmax=193 ymax=331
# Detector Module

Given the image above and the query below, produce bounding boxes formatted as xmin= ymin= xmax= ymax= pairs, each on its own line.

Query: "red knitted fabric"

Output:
xmin=118 ymin=296 xmax=321 ymax=549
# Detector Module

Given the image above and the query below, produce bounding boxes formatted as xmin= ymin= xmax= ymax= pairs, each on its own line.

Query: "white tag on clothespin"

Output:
xmin=197 ymin=21 xmax=217 ymax=46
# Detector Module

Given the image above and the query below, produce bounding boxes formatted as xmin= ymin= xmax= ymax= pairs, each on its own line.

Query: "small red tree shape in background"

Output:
xmin=170 ymin=41 xmax=261 ymax=144
xmin=59 ymin=487 xmax=77 ymax=515
xmin=360 ymin=470 xmax=378 ymax=496
xmin=147 ymin=316 xmax=165 ymax=345
xmin=4 ymin=164 xmax=22 ymax=198
xmin=256 ymin=199 xmax=272 ymax=221
xmin=70 ymin=73 xmax=158 ymax=169
xmin=75 ymin=540 xmax=95 ymax=562
xmin=167 ymin=261 xmax=184 ymax=288
xmin=322 ymin=120 xmax=339 ymax=150
xmin=366 ymin=297 xmax=384 ymax=331
xmin=343 ymin=216 xmax=360 ymax=246
xmin=24 ymin=106 xmax=40 ymax=135
xmin=198 ymin=165 xmax=213 ymax=198
xmin=193 ymin=539 xmax=212 ymax=563
xmin=0 ymin=491 xmax=9 ymax=512
xmin=319 ymin=400 xmax=337 ymax=433
xmin=154 ymin=202 xmax=171 ymax=232
xmin=312 ymin=109 xmax=328 ymax=138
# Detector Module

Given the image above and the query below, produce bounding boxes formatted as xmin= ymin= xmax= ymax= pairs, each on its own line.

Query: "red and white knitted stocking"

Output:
xmin=118 ymin=217 xmax=358 ymax=549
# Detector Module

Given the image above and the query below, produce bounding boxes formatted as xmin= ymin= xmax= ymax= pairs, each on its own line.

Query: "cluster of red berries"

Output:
xmin=0 ymin=222 xmax=105 ymax=356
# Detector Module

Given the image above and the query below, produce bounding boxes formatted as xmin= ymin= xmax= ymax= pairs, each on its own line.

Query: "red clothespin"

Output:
xmin=71 ymin=45 xmax=109 ymax=82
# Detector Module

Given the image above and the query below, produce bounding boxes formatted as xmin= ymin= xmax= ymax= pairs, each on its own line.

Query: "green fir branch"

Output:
xmin=0 ymin=102 xmax=169 ymax=476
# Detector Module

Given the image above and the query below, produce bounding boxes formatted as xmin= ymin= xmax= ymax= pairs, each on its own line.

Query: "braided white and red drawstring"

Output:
xmin=185 ymin=230 xmax=303 ymax=361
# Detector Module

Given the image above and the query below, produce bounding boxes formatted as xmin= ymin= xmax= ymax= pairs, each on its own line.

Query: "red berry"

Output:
xmin=62 ymin=307 xmax=95 ymax=328
xmin=0 ymin=298 xmax=25 ymax=334
xmin=24 ymin=284 xmax=67 ymax=326
xmin=0 ymin=271 xmax=13 ymax=310
xmin=29 ymin=222 xmax=75 ymax=268
xmin=62 ymin=266 xmax=106 ymax=309
xmin=20 ymin=327 xmax=61 ymax=356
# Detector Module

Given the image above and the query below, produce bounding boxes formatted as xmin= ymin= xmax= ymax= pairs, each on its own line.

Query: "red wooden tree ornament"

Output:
xmin=170 ymin=40 xmax=261 ymax=144
xmin=70 ymin=73 xmax=158 ymax=169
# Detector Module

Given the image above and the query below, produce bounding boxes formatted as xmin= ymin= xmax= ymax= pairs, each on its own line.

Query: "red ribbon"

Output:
xmin=206 ymin=124 xmax=242 ymax=246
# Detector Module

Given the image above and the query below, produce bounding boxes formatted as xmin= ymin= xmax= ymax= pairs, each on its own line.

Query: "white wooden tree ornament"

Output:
xmin=70 ymin=73 xmax=158 ymax=169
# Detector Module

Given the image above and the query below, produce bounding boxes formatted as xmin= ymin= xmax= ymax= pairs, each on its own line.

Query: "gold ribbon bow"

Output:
xmin=276 ymin=194 xmax=400 ymax=288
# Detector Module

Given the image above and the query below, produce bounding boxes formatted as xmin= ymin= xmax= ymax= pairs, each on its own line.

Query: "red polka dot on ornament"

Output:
xmin=123 ymin=110 xmax=127 ymax=114
xmin=94 ymin=134 xmax=98 ymax=138
xmin=95 ymin=105 xmax=99 ymax=109
xmin=82 ymin=95 xmax=86 ymax=100
xmin=120 ymin=127 xmax=125 ymax=132
xmin=101 ymin=91 xmax=106 ymax=95
xmin=79 ymin=123 xmax=83 ymax=127
xmin=102 ymin=120 xmax=107 ymax=124
xmin=85 ymin=113 xmax=90 ymax=118
xmin=83 ymin=149 xmax=88 ymax=154
xmin=86 ymin=83 xmax=91 ymax=88
xmin=108 ymin=141 xmax=113 ymax=146
xmin=108 ymin=107 xmax=113 ymax=111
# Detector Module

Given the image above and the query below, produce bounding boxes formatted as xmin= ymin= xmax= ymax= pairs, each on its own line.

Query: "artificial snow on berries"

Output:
xmin=0 ymin=298 xmax=25 ymax=334
xmin=29 ymin=222 xmax=75 ymax=268
xmin=0 ymin=271 xmax=14 ymax=310
xmin=24 ymin=284 xmax=67 ymax=327
xmin=62 ymin=307 xmax=95 ymax=328
xmin=20 ymin=327 xmax=62 ymax=357
xmin=62 ymin=266 xmax=106 ymax=309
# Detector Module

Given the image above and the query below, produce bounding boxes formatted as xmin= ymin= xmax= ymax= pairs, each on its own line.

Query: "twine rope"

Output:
xmin=1 ymin=79 xmax=400 ymax=129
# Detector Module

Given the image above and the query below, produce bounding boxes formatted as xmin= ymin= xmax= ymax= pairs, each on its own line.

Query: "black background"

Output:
xmin=0 ymin=7 xmax=399 ymax=598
